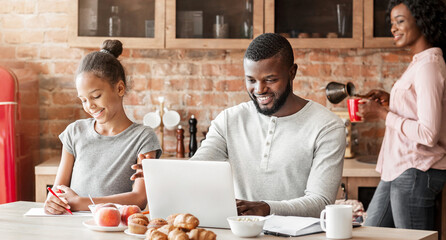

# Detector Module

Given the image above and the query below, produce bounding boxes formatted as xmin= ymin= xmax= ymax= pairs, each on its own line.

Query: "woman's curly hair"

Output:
xmin=387 ymin=0 xmax=446 ymax=59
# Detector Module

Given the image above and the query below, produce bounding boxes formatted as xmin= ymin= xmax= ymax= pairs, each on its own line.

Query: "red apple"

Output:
xmin=94 ymin=207 xmax=121 ymax=227
xmin=120 ymin=205 xmax=142 ymax=226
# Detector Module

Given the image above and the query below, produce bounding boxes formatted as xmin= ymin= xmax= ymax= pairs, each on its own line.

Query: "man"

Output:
xmin=133 ymin=33 xmax=346 ymax=218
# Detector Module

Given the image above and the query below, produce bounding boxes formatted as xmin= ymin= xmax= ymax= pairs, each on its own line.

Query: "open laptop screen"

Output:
xmin=142 ymin=159 xmax=237 ymax=228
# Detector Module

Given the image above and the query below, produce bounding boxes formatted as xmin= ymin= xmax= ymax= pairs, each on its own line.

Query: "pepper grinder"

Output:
xmin=176 ymin=125 xmax=185 ymax=158
xmin=188 ymin=115 xmax=197 ymax=157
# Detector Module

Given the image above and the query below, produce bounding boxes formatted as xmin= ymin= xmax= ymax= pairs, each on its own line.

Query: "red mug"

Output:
xmin=347 ymin=98 xmax=362 ymax=122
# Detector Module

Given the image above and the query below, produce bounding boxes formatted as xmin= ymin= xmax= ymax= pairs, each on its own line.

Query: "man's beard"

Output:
xmin=249 ymin=81 xmax=292 ymax=116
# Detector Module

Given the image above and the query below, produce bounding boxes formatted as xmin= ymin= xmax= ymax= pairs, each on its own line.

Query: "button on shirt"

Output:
xmin=377 ymin=48 xmax=446 ymax=181
xmin=260 ymin=117 xmax=276 ymax=169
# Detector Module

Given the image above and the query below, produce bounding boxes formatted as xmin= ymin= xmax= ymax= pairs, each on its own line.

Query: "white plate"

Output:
xmin=82 ymin=219 xmax=127 ymax=232
xmin=124 ymin=229 xmax=146 ymax=238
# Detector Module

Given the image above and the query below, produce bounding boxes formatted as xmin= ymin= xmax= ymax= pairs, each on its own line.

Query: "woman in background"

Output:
xmin=44 ymin=40 xmax=161 ymax=214
xmin=359 ymin=0 xmax=446 ymax=230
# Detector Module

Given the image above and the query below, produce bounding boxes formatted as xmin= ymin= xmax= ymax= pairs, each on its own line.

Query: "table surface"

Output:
xmin=0 ymin=202 xmax=438 ymax=240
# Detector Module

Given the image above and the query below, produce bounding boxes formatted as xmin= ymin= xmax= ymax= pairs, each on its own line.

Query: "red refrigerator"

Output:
xmin=0 ymin=66 xmax=19 ymax=203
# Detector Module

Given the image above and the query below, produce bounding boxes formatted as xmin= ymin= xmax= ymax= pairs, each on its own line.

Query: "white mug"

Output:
xmin=162 ymin=110 xmax=180 ymax=130
xmin=320 ymin=204 xmax=352 ymax=239
xmin=143 ymin=111 xmax=161 ymax=129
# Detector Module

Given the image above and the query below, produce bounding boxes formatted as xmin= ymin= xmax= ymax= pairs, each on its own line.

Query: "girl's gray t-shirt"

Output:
xmin=59 ymin=118 xmax=161 ymax=197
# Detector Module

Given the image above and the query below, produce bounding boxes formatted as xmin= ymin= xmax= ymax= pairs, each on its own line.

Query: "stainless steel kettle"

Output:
xmin=325 ymin=82 xmax=357 ymax=104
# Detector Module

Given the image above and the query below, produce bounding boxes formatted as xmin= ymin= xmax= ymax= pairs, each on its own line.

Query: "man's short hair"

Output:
xmin=244 ymin=33 xmax=294 ymax=67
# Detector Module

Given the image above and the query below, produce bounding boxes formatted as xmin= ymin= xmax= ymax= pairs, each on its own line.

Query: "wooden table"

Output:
xmin=0 ymin=201 xmax=438 ymax=240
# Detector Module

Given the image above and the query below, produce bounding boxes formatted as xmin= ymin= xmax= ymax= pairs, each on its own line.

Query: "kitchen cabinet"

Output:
xmin=265 ymin=0 xmax=363 ymax=48
xmin=165 ymin=0 xmax=264 ymax=49
xmin=69 ymin=0 xmax=263 ymax=49
xmin=363 ymin=0 xmax=393 ymax=48
xmin=364 ymin=0 xmax=446 ymax=48
xmin=339 ymin=159 xmax=446 ymax=240
xmin=68 ymin=0 xmax=403 ymax=49
xmin=336 ymin=159 xmax=380 ymax=203
xmin=34 ymin=157 xmax=59 ymax=203
xmin=69 ymin=0 xmax=165 ymax=49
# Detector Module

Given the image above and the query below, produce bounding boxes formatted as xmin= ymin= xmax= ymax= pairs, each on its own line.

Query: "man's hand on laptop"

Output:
xmin=236 ymin=199 xmax=270 ymax=216
xmin=130 ymin=152 xmax=156 ymax=180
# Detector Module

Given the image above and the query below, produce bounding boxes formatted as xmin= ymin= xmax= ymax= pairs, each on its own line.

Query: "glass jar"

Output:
xmin=109 ymin=6 xmax=121 ymax=37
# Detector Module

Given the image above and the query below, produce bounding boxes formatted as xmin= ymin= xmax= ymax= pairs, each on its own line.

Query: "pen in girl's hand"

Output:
xmin=47 ymin=187 xmax=73 ymax=215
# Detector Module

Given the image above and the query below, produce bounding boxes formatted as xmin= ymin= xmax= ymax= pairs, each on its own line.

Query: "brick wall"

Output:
xmin=0 ymin=0 xmax=411 ymax=200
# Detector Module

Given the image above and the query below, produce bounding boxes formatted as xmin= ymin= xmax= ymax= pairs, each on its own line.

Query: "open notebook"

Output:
xmin=263 ymin=215 xmax=361 ymax=237
xmin=24 ymin=208 xmax=92 ymax=217
xmin=263 ymin=215 xmax=323 ymax=237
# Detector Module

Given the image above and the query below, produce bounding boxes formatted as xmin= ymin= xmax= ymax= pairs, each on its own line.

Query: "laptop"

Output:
xmin=142 ymin=159 xmax=238 ymax=228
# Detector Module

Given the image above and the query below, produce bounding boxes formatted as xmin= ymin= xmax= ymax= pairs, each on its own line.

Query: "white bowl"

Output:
xmin=227 ymin=216 xmax=265 ymax=238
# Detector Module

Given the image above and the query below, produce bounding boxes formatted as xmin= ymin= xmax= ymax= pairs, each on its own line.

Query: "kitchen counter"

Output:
xmin=343 ymin=156 xmax=380 ymax=177
xmin=35 ymin=156 xmax=380 ymax=178
xmin=35 ymin=156 xmax=380 ymax=202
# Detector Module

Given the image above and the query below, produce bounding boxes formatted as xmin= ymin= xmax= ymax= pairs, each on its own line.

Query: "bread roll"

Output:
xmin=188 ymin=228 xmax=216 ymax=240
xmin=128 ymin=213 xmax=149 ymax=234
xmin=157 ymin=224 xmax=176 ymax=235
xmin=148 ymin=218 xmax=168 ymax=229
xmin=167 ymin=213 xmax=180 ymax=225
xmin=145 ymin=228 xmax=168 ymax=240
xmin=168 ymin=228 xmax=189 ymax=240
xmin=173 ymin=214 xmax=199 ymax=231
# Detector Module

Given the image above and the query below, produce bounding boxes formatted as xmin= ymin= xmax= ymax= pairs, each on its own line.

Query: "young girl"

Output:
xmin=44 ymin=40 xmax=161 ymax=214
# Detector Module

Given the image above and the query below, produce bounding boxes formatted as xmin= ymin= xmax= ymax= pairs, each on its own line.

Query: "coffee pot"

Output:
xmin=325 ymin=82 xmax=357 ymax=104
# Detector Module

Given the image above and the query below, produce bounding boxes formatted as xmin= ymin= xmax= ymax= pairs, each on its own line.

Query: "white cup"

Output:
xmin=143 ymin=111 xmax=161 ymax=129
xmin=320 ymin=204 xmax=352 ymax=239
xmin=162 ymin=110 xmax=180 ymax=130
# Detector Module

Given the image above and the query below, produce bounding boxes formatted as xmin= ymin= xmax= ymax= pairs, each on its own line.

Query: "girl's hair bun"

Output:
xmin=100 ymin=39 xmax=123 ymax=58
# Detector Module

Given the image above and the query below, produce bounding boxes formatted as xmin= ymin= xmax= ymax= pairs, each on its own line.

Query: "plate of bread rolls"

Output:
xmin=125 ymin=213 xmax=217 ymax=240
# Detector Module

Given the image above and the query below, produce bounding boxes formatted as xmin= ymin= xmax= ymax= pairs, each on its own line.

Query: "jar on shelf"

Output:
xmin=109 ymin=6 xmax=121 ymax=37
xmin=213 ymin=15 xmax=229 ymax=38
xmin=240 ymin=0 xmax=253 ymax=38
